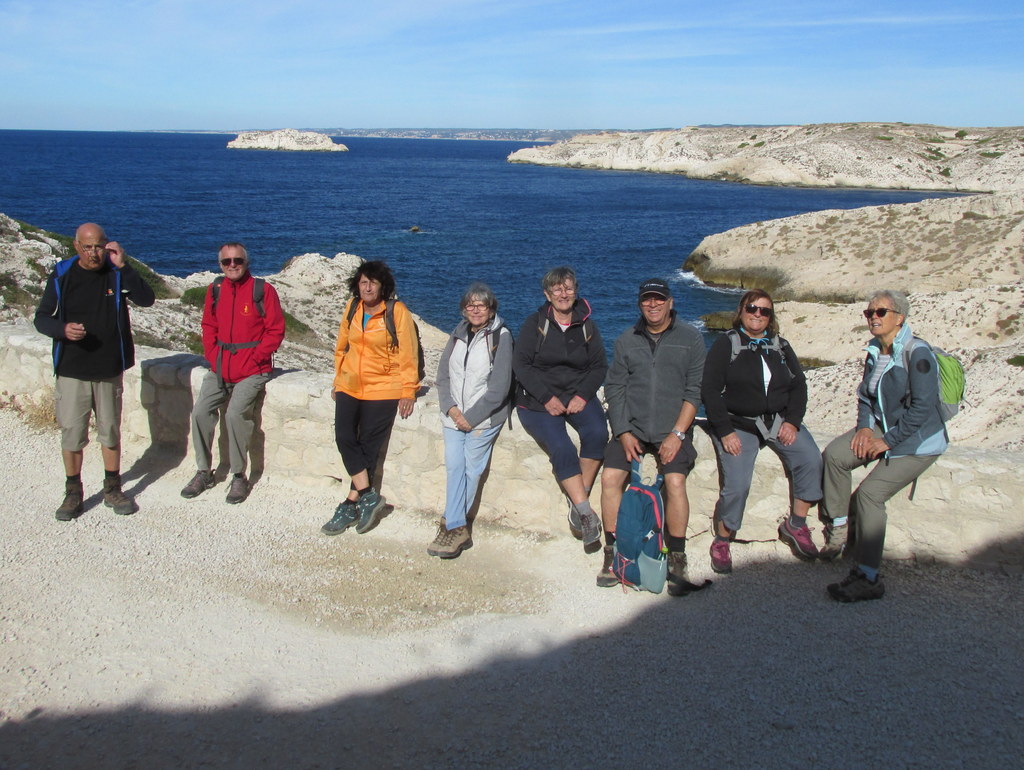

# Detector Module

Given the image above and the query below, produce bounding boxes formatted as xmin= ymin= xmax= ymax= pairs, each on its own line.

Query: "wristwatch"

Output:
xmin=671 ymin=429 xmax=686 ymax=441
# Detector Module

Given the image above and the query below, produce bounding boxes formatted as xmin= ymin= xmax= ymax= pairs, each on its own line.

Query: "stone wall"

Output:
xmin=1 ymin=323 xmax=1020 ymax=572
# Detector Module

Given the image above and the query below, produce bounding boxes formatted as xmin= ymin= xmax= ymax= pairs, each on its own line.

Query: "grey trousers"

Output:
xmin=191 ymin=370 xmax=269 ymax=475
xmin=711 ymin=426 xmax=823 ymax=533
xmin=821 ymin=426 xmax=939 ymax=570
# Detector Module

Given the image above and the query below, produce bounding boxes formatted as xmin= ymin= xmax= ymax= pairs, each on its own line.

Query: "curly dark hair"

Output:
xmin=347 ymin=260 xmax=396 ymax=302
xmin=731 ymin=288 xmax=779 ymax=337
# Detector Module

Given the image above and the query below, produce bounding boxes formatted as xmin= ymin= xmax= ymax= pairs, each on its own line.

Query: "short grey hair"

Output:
xmin=219 ymin=242 xmax=248 ymax=262
xmin=461 ymin=282 xmax=498 ymax=311
xmin=867 ymin=289 xmax=910 ymax=316
xmin=542 ymin=266 xmax=577 ymax=293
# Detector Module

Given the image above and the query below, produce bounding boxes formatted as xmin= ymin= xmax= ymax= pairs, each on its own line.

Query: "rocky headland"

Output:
xmin=508 ymin=122 xmax=1024 ymax=193
xmin=227 ymin=128 xmax=349 ymax=152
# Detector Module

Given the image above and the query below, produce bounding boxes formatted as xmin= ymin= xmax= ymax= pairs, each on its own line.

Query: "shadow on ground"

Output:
xmin=2 ymin=554 xmax=1021 ymax=768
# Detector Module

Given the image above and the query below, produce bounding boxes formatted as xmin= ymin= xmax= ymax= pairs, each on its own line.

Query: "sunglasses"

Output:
xmin=744 ymin=304 xmax=773 ymax=317
xmin=863 ymin=308 xmax=896 ymax=319
xmin=220 ymin=257 xmax=246 ymax=267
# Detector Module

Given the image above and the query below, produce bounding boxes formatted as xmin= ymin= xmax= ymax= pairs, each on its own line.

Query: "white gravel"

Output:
xmin=1 ymin=407 xmax=1021 ymax=769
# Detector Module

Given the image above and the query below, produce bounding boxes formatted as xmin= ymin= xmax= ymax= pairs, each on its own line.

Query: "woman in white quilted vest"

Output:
xmin=429 ymin=283 xmax=514 ymax=559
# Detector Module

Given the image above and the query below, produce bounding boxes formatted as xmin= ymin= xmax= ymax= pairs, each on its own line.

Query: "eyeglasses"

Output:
xmin=744 ymin=304 xmax=773 ymax=317
xmin=863 ymin=308 xmax=896 ymax=319
xmin=220 ymin=257 xmax=246 ymax=267
xmin=464 ymin=302 xmax=489 ymax=311
xmin=640 ymin=295 xmax=667 ymax=306
xmin=79 ymin=243 xmax=107 ymax=252
xmin=548 ymin=285 xmax=576 ymax=296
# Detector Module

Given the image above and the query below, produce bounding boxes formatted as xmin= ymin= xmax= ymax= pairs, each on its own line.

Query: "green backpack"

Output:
xmin=903 ymin=337 xmax=965 ymax=421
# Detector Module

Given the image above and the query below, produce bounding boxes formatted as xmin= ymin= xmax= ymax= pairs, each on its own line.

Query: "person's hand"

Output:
xmin=64 ymin=322 xmax=86 ymax=341
xmin=544 ymin=396 xmax=566 ymax=416
xmin=850 ymin=427 xmax=877 ymax=459
xmin=106 ymin=241 xmax=126 ymax=268
xmin=659 ymin=432 xmax=683 ymax=464
xmin=398 ymin=397 xmax=415 ymax=419
xmin=864 ymin=437 xmax=890 ymax=459
xmin=721 ymin=432 xmax=742 ymax=456
xmin=566 ymin=395 xmax=587 ymax=414
xmin=777 ymin=421 xmax=798 ymax=446
xmin=619 ymin=431 xmax=642 ymax=462
xmin=448 ymin=406 xmax=472 ymax=432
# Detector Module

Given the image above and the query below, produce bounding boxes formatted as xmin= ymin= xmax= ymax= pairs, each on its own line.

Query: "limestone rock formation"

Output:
xmin=227 ymin=129 xmax=348 ymax=152
xmin=509 ymin=123 xmax=1024 ymax=193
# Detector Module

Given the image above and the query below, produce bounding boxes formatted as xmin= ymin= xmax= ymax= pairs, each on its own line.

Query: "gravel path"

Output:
xmin=1 ymin=408 xmax=1021 ymax=768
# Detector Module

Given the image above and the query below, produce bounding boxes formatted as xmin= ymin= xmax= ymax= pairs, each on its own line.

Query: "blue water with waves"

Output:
xmin=0 ymin=130 xmax=950 ymax=340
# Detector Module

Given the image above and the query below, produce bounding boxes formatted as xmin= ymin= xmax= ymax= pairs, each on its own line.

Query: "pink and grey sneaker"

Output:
xmin=778 ymin=518 xmax=819 ymax=561
xmin=710 ymin=538 xmax=732 ymax=574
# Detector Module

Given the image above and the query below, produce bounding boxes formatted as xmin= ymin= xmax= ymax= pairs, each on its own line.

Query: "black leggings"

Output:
xmin=334 ymin=391 xmax=399 ymax=487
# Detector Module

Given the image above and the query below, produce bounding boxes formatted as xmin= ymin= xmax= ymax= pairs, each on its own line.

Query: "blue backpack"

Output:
xmin=612 ymin=460 xmax=668 ymax=593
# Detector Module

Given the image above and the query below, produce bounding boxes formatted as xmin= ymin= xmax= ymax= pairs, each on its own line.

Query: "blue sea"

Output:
xmin=0 ymin=130 xmax=951 ymax=340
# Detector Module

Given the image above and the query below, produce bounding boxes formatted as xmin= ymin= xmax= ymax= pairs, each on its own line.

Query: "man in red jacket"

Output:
xmin=180 ymin=243 xmax=285 ymax=503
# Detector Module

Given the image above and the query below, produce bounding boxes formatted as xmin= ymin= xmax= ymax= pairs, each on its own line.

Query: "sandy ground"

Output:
xmin=1 ymin=408 xmax=1022 ymax=768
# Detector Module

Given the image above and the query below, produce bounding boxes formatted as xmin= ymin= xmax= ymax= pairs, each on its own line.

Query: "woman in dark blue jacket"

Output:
xmin=513 ymin=266 xmax=608 ymax=554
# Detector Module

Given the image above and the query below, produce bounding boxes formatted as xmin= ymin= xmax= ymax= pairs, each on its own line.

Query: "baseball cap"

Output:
xmin=638 ymin=278 xmax=671 ymax=299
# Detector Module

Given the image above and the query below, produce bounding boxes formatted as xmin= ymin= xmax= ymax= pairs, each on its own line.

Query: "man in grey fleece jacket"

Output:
xmin=599 ymin=278 xmax=709 ymax=596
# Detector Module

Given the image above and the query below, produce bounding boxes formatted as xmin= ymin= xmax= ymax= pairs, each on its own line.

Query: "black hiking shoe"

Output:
xmin=55 ymin=480 xmax=84 ymax=521
xmin=827 ymin=568 xmax=885 ymax=603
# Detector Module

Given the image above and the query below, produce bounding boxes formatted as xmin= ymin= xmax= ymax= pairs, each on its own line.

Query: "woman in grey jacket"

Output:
xmin=429 ymin=283 xmax=514 ymax=558
xmin=822 ymin=289 xmax=949 ymax=602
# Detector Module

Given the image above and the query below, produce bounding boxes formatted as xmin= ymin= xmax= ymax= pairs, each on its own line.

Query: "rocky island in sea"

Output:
xmin=227 ymin=128 xmax=349 ymax=152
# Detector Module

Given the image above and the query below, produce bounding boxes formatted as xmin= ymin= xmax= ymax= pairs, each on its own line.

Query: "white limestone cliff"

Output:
xmin=227 ymin=129 xmax=348 ymax=152
xmin=509 ymin=123 xmax=1024 ymax=193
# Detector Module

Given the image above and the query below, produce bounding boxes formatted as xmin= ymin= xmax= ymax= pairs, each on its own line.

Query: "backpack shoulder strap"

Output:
xmin=726 ymin=328 xmax=742 ymax=363
xmin=252 ymin=277 xmax=266 ymax=318
xmin=384 ymin=299 xmax=400 ymax=348
xmin=210 ymin=276 xmax=225 ymax=311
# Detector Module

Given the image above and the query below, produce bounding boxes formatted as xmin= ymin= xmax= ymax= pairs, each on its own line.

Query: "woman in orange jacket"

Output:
xmin=321 ymin=261 xmax=419 ymax=536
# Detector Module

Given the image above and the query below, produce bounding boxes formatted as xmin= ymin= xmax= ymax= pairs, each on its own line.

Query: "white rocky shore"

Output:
xmin=509 ymin=122 xmax=1024 ymax=193
xmin=227 ymin=128 xmax=348 ymax=152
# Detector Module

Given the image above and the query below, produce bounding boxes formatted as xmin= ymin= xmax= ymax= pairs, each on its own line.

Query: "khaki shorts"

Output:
xmin=55 ymin=374 xmax=124 ymax=451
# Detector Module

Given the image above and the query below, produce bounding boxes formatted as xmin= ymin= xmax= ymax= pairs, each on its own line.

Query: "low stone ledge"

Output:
xmin=0 ymin=323 xmax=1019 ymax=572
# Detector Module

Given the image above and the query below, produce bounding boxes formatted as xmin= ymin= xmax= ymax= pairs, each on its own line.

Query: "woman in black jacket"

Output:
xmin=701 ymin=289 xmax=823 ymax=574
xmin=513 ymin=266 xmax=608 ymax=554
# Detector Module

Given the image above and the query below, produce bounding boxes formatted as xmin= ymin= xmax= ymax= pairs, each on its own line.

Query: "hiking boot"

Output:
xmin=710 ymin=538 xmax=732 ymax=574
xmin=667 ymin=551 xmax=712 ymax=596
xmin=778 ymin=518 xmax=819 ymax=561
xmin=567 ymin=498 xmax=583 ymax=541
xmin=596 ymin=545 xmax=618 ymax=587
xmin=827 ymin=568 xmax=885 ymax=603
xmin=819 ymin=520 xmax=849 ymax=562
xmin=180 ymin=470 xmax=214 ymax=499
xmin=55 ymin=479 xmax=84 ymax=521
xmin=321 ymin=499 xmax=359 ymax=535
xmin=225 ymin=475 xmax=250 ymax=504
xmin=354 ymin=488 xmax=385 ymax=534
xmin=427 ymin=522 xmax=472 ymax=559
xmin=579 ymin=510 xmax=602 ymax=554
xmin=103 ymin=476 xmax=138 ymax=516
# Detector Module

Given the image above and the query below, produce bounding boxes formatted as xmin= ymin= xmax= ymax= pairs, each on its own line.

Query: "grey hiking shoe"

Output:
xmin=225 ymin=475 xmax=249 ymax=504
xmin=827 ymin=568 xmax=885 ymax=603
xmin=355 ymin=488 xmax=385 ymax=534
xmin=321 ymin=500 xmax=359 ymax=535
xmin=596 ymin=545 xmax=618 ymax=587
xmin=578 ymin=509 xmax=602 ymax=554
xmin=103 ymin=476 xmax=138 ymax=516
xmin=667 ymin=551 xmax=711 ymax=597
xmin=820 ymin=520 xmax=848 ymax=562
xmin=567 ymin=498 xmax=583 ymax=540
xmin=427 ymin=522 xmax=472 ymax=559
xmin=55 ymin=479 xmax=84 ymax=521
xmin=181 ymin=470 xmax=214 ymax=499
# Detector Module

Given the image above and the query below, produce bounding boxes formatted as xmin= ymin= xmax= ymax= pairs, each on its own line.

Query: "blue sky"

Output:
xmin=2 ymin=0 xmax=1022 ymax=130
